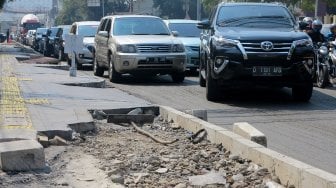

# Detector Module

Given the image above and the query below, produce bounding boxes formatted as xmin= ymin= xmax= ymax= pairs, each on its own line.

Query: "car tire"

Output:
xmin=292 ymin=82 xmax=313 ymax=102
xmin=93 ymin=56 xmax=104 ymax=77
xmin=316 ymin=65 xmax=328 ymax=88
xmin=171 ymin=72 xmax=185 ymax=83
xmin=199 ymin=59 xmax=206 ymax=87
xmin=206 ymin=60 xmax=220 ymax=101
xmin=108 ymin=54 xmax=121 ymax=83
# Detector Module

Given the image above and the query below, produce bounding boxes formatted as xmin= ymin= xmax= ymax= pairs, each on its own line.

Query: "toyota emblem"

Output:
xmin=260 ymin=41 xmax=273 ymax=51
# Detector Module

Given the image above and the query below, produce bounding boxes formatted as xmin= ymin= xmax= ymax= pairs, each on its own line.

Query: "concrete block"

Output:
xmin=233 ymin=122 xmax=267 ymax=147
xmin=37 ymin=135 xmax=49 ymax=148
xmin=215 ymin=130 xmax=244 ymax=151
xmin=301 ymin=168 xmax=336 ymax=188
xmin=191 ymin=119 xmax=227 ymax=143
xmin=185 ymin=109 xmax=208 ymax=121
xmin=248 ymin=147 xmax=313 ymax=188
xmin=0 ymin=140 xmax=45 ymax=171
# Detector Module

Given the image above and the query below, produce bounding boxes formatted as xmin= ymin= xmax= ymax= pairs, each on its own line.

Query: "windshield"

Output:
xmin=61 ymin=26 xmax=71 ymax=38
xmin=78 ymin=25 xmax=98 ymax=37
xmin=49 ymin=27 xmax=59 ymax=37
xmin=217 ymin=5 xmax=294 ymax=27
xmin=36 ymin=28 xmax=47 ymax=35
xmin=113 ymin=17 xmax=170 ymax=36
xmin=168 ymin=23 xmax=201 ymax=37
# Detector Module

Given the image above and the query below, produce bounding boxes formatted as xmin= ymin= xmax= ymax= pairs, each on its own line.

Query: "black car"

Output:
xmin=53 ymin=25 xmax=71 ymax=60
xmin=43 ymin=26 xmax=62 ymax=57
xmin=34 ymin=27 xmax=48 ymax=52
xmin=198 ymin=3 xmax=315 ymax=102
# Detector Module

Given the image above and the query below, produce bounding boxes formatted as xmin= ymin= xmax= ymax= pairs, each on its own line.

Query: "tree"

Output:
xmin=153 ymin=0 xmax=185 ymax=19
xmin=55 ymin=0 xmax=88 ymax=25
xmin=0 ymin=0 xmax=13 ymax=9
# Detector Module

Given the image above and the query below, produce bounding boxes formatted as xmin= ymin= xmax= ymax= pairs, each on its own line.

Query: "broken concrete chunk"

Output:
xmin=92 ymin=110 xmax=107 ymax=120
xmin=189 ymin=172 xmax=226 ymax=186
xmin=49 ymin=136 xmax=67 ymax=146
xmin=37 ymin=135 xmax=49 ymax=148
xmin=127 ymin=108 xmax=143 ymax=115
xmin=0 ymin=140 xmax=46 ymax=171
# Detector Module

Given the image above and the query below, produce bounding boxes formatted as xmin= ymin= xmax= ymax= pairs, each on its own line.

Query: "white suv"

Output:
xmin=94 ymin=15 xmax=186 ymax=83
xmin=68 ymin=21 xmax=100 ymax=69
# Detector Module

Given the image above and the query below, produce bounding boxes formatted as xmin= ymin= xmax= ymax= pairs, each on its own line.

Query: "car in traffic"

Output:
xmin=42 ymin=26 xmax=62 ymax=57
xmin=164 ymin=19 xmax=201 ymax=73
xmin=94 ymin=15 xmax=186 ymax=83
xmin=68 ymin=21 xmax=100 ymax=69
xmin=53 ymin=25 xmax=71 ymax=61
xmin=34 ymin=27 xmax=48 ymax=52
xmin=198 ymin=3 xmax=315 ymax=102
xmin=26 ymin=29 xmax=36 ymax=46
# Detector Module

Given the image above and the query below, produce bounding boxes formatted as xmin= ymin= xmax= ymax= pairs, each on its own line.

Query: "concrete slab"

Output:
xmin=0 ymin=140 xmax=45 ymax=171
xmin=233 ymin=122 xmax=267 ymax=147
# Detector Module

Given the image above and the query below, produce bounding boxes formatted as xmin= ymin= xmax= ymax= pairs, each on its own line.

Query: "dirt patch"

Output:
xmin=0 ymin=117 xmax=284 ymax=188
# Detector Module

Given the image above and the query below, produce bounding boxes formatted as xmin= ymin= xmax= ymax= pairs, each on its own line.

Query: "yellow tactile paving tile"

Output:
xmin=0 ymin=54 xmax=38 ymax=130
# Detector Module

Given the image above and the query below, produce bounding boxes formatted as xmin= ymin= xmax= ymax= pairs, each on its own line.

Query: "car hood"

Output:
xmin=83 ymin=37 xmax=94 ymax=45
xmin=176 ymin=37 xmax=200 ymax=47
xmin=215 ymin=27 xmax=309 ymax=41
xmin=114 ymin=35 xmax=182 ymax=45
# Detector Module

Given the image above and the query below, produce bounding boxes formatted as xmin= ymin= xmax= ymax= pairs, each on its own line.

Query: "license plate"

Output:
xmin=146 ymin=57 xmax=166 ymax=63
xmin=252 ymin=66 xmax=282 ymax=76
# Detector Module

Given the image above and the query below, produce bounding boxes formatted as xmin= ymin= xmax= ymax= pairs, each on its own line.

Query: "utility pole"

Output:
xmin=197 ymin=0 xmax=201 ymax=20
xmin=314 ymin=0 xmax=318 ymax=18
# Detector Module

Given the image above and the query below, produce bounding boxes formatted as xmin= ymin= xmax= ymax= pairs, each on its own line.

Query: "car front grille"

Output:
xmin=190 ymin=46 xmax=199 ymax=52
xmin=137 ymin=44 xmax=170 ymax=53
xmin=241 ymin=41 xmax=292 ymax=54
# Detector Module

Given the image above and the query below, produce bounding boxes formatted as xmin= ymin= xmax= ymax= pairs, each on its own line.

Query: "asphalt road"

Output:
xmin=80 ymin=70 xmax=336 ymax=175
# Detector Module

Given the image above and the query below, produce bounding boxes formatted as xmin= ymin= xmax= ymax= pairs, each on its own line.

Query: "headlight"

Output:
xmin=172 ymin=44 xmax=185 ymax=52
xmin=213 ymin=36 xmax=238 ymax=48
xmin=294 ymin=39 xmax=313 ymax=47
xmin=117 ymin=44 xmax=137 ymax=53
xmin=319 ymin=46 xmax=328 ymax=55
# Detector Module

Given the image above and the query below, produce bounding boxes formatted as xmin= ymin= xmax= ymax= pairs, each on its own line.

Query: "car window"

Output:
xmin=104 ymin=19 xmax=112 ymax=32
xmin=98 ymin=19 xmax=108 ymax=32
xmin=168 ymin=23 xmax=201 ymax=37
xmin=113 ymin=17 xmax=170 ymax=36
xmin=217 ymin=5 xmax=294 ymax=27
xmin=78 ymin=25 xmax=99 ymax=37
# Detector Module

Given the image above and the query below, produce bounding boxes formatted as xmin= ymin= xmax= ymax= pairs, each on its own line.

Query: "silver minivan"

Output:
xmin=94 ymin=15 xmax=186 ymax=83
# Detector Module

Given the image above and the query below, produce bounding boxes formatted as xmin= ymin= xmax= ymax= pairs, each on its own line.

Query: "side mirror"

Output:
xmin=98 ymin=31 xmax=109 ymax=38
xmin=171 ymin=31 xmax=179 ymax=37
xmin=197 ymin=20 xmax=211 ymax=29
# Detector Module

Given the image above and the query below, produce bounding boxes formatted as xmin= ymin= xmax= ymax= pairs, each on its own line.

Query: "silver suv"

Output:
xmin=94 ymin=15 xmax=186 ymax=83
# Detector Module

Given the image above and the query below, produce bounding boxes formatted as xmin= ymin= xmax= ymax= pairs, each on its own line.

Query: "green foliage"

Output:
xmin=0 ymin=0 xmax=13 ymax=9
xmin=55 ymin=0 xmax=88 ymax=25
xmin=153 ymin=0 xmax=185 ymax=19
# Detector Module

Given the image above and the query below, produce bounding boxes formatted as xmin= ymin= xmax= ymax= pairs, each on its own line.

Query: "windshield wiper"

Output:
xmin=153 ymin=33 xmax=170 ymax=35
xmin=132 ymin=33 xmax=150 ymax=35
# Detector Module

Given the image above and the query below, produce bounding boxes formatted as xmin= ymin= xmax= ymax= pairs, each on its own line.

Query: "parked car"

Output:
xmin=34 ymin=27 xmax=48 ymax=52
xmin=94 ymin=15 xmax=186 ymax=83
xmin=198 ymin=2 xmax=315 ymax=102
xmin=53 ymin=25 xmax=71 ymax=61
xmin=164 ymin=19 xmax=201 ymax=73
xmin=43 ymin=26 xmax=62 ymax=57
xmin=0 ymin=33 xmax=6 ymax=43
xmin=26 ymin=30 xmax=36 ymax=46
xmin=68 ymin=21 xmax=100 ymax=68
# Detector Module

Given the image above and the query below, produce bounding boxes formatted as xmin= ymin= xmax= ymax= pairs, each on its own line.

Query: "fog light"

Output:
xmin=214 ymin=57 xmax=229 ymax=74
xmin=307 ymin=59 xmax=313 ymax=66
xmin=123 ymin=61 xmax=129 ymax=66
xmin=79 ymin=54 xmax=84 ymax=58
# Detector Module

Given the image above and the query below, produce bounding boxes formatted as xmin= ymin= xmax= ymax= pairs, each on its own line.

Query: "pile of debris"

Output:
xmin=76 ymin=112 xmax=284 ymax=188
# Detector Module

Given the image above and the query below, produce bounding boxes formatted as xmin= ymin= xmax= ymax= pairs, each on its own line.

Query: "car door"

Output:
xmin=95 ymin=18 xmax=108 ymax=63
xmin=101 ymin=18 xmax=112 ymax=65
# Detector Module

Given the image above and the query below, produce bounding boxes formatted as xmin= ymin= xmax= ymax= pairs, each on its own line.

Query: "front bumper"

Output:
xmin=210 ymin=45 xmax=315 ymax=88
xmin=186 ymin=50 xmax=199 ymax=69
xmin=114 ymin=52 xmax=186 ymax=74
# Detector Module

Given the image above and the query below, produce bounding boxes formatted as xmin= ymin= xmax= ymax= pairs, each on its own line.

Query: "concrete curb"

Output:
xmin=159 ymin=105 xmax=336 ymax=188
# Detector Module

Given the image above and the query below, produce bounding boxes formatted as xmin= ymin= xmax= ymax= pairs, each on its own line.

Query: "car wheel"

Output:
xmin=316 ymin=65 xmax=328 ymax=88
xmin=199 ymin=56 xmax=206 ymax=87
xmin=292 ymin=82 xmax=313 ymax=102
xmin=171 ymin=72 xmax=185 ymax=83
xmin=58 ymin=49 xmax=64 ymax=61
xmin=93 ymin=56 xmax=104 ymax=77
xmin=108 ymin=54 xmax=121 ymax=83
xmin=206 ymin=60 xmax=219 ymax=101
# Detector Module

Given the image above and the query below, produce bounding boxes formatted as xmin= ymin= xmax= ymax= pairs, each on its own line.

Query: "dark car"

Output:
xmin=34 ymin=27 xmax=48 ymax=52
xmin=42 ymin=26 xmax=62 ymax=57
xmin=53 ymin=25 xmax=71 ymax=60
xmin=0 ymin=33 xmax=6 ymax=43
xmin=198 ymin=3 xmax=315 ymax=102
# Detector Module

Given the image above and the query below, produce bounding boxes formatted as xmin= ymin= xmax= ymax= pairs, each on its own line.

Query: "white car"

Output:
xmin=68 ymin=21 xmax=100 ymax=68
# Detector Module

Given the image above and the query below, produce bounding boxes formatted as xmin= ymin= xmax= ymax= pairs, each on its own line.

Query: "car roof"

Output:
xmin=73 ymin=21 xmax=100 ymax=26
xmin=164 ymin=19 xmax=199 ymax=24
xmin=102 ymin=14 xmax=161 ymax=20
xmin=219 ymin=2 xmax=286 ymax=7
